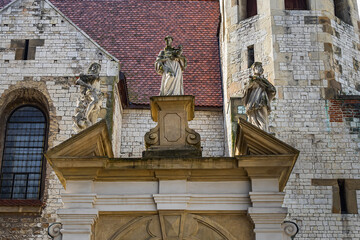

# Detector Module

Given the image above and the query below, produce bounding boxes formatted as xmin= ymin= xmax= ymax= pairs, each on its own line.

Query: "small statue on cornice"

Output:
xmin=239 ymin=62 xmax=276 ymax=132
xmin=73 ymin=63 xmax=104 ymax=133
xmin=155 ymin=36 xmax=187 ymax=95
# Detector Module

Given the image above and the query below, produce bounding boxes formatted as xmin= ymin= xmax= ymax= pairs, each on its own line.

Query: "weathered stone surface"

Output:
xmin=73 ymin=63 xmax=104 ymax=133
xmin=143 ymin=96 xmax=201 ymax=158
xmin=95 ymin=213 xmax=255 ymax=240
xmin=220 ymin=0 xmax=360 ymax=239
xmin=0 ymin=0 xmax=120 ymax=239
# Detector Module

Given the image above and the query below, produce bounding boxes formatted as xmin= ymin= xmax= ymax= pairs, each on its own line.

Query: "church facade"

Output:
xmin=0 ymin=0 xmax=359 ymax=239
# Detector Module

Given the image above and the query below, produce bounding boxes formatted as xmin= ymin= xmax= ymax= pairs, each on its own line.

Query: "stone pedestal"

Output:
xmin=143 ymin=95 xmax=201 ymax=158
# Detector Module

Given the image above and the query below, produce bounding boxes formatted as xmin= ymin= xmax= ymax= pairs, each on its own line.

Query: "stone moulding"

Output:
xmin=106 ymin=213 xmax=237 ymax=240
xmin=235 ymin=118 xmax=300 ymax=191
xmin=44 ymin=114 xmax=300 ymax=240
xmin=44 ymin=120 xmax=113 ymax=187
xmin=45 ymin=119 xmax=299 ymax=192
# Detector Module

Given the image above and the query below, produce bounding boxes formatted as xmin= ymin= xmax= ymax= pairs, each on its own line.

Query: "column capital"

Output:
xmin=61 ymin=193 xmax=97 ymax=209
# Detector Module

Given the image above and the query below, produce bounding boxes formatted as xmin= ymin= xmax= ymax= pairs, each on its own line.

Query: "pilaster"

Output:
xmin=58 ymin=208 xmax=98 ymax=240
xmin=58 ymin=181 xmax=98 ymax=240
xmin=248 ymin=178 xmax=288 ymax=240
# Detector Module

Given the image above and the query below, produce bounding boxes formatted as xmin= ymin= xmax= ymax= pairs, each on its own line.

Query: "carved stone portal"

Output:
xmin=143 ymin=96 xmax=201 ymax=158
xmin=106 ymin=213 xmax=237 ymax=240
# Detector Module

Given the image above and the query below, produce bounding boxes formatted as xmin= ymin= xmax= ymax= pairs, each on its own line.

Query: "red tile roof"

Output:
xmin=2 ymin=0 xmax=223 ymax=107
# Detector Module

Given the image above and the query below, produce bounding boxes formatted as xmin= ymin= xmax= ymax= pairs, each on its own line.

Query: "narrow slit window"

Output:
xmin=0 ymin=106 xmax=47 ymax=199
xmin=338 ymin=179 xmax=348 ymax=214
xmin=23 ymin=40 xmax=29 ymax=60
xmin=248 ymin=45 xmax=255 ymax=68
xmin=285 ymin=0 xmax=308 ymax=10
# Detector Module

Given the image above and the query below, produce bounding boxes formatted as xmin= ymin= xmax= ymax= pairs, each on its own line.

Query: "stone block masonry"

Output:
xmin=120 ymin=109 xmax=225 ymax=158
xmin=272 ymin=89 xmax=360 ymax=239
xmin=271 ymin=10 xmax=360 ymax=235
xmin=220 ymin=0 xmax=360 ymax=239
xmin=0 ymin=0 xmax=120 ymax=239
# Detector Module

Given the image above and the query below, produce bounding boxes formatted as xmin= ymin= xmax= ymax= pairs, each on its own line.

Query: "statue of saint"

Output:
xmin=73 ymin=63 xmax=104 ymax=133
xmin=239 ymin=62 xmax=276 ymax=132
xmin=155 ymin=36 xmax=187 ymax=95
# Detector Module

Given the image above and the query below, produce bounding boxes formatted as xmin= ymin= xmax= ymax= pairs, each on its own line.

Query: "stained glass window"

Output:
xmin=0 ymin=106 xmax=47 ymax=199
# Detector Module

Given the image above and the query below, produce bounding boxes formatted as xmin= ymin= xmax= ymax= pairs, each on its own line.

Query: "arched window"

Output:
xmin=0 ymin=106 xmax=47 ymax=199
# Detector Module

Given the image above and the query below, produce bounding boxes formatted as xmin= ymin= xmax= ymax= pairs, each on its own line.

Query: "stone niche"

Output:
xmin=143 ymin=95 xmax=201 ymax=158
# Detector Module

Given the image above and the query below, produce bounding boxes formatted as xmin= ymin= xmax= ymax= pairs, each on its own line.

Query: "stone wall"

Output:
xmin=111 ymin=84 xmax=123 ymax=157
xmin=220 ymin=0 xmax=360 ymax=238
xmin=120 ymin=109 xmax=225 ymax=158
xmin=274 ymin=92 xmax=360 ymax=239
xmin=0 ymin=0 xmax=120 ymax=239
xmin=270 ymin=12 xmax=360 ymax=240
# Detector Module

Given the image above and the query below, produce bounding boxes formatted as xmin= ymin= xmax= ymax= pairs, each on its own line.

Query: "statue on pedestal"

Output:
xmin=144 ymin=37 xmax=200 ymax=158
xmin=73 ymin=63 xmax=104 ymax=133
xmin=155 ymin=36 xmax=187 ymax=96
xmin=239 ymin=62 xmax=276 ymax=132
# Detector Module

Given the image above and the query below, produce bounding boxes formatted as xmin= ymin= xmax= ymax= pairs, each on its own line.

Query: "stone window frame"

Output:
xmin=0 ymin=89 xmax=50 ymax=213
xmin=312 ymin=179 xmax=360 ymax=214
xmin=10 ymin=39 xmax=44 ymax=60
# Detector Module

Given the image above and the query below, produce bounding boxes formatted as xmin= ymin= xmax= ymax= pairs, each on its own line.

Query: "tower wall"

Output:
xmin=220 ymin=0 xmax=360 ymax=238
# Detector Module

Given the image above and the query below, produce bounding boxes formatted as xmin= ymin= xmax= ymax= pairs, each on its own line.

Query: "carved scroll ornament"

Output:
xmin=48 ymin=223 xmax=62 ymax=240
